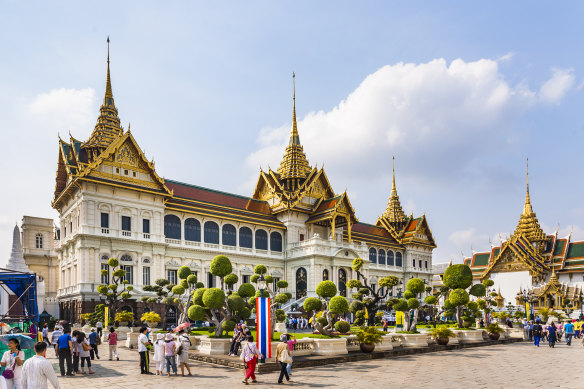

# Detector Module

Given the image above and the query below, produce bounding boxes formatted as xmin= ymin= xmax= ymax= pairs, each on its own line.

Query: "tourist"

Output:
xmin=176 ymin=329 xmax=192 ymax=376
xmin=563 ymin=320 xmax=574 ymax=346
xmin=275 ymin=336 xmax=291 ymax=384
xmin=574 ymin=320 xmax=581 ymax=338
xmin=77 ymin=332 xmax=93 ymax=375
xmin=88 ymin=328 xmax=99 ymax=360
xmin=56 ymin=328 xmax=73 ymax=377
xmin=1 ymin=338 xmax=24 ymax=389
xmin=95 ymin=321 xmax=103 ymax=337
xmin=41 ymin=324 xmax=50 ymax=346
xmin=284 ymin=334 xmax=296 ymax=376
xmin=51 ymin=326 xmax=63 ymax=357
xmin=541 ymin=324 xmax=548 ymax=342
xmin=71 ymin=330 xmax=80 ymax=374
xmin=164 ymin=333 xmax=177 ymax=377
xmin=241 ymin=323 xmax=251 ymax=338
xmin=229 ymin=323 xmax=243 ymax=356
xmin=382 ymin=319 xmax=388 ymax=332
xmin=548 ymin=321 xmax=557 ymax=348
xmin=138 ymin=327 xmax=152 ymax=374
xmin=532 ymin=320 xmax=542 ymax=347
xmin=241 ymin=334 xmax=261 ymax=384
xmin=153 ymin=333 xmax=165 ymax=375
xmin=106 ymin=327 xmax=119 ymax=361
xmin=21 ymin=342 xmax=61 ymax=389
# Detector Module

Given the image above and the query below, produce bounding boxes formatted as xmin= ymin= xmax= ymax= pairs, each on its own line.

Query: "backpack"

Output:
xmin=533 ymin=325 xmax=542 ymax=336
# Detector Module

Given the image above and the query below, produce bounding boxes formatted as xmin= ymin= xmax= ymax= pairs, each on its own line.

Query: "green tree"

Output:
xmin=302 ymin=281 xmax=349 ymax=336
xmin=346 ymin=258 xmax=400 ymax=326
xmin=97 ymin=257 xmax=134 ymax=316
xmin=392 ymin=277 xmax=426 ymax=331
xmin=167 ymin=266 xmax=201 ymax=323
xmin=441 ymin=264 xmax=488 ymax=327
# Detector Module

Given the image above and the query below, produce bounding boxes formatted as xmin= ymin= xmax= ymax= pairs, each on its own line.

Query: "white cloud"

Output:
xmin=29 ymin=88 xmax=96 ymax=135
xmin=539 ymin=68 xmax=575 ymax=104
xmin=497 ymin=52 xmax=516 ymax=62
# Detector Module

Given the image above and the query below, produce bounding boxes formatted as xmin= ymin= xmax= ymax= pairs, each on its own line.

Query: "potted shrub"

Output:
xmin=486 ymin=323 xmax=504 ymax=340
xmin=427 ymin=327 xmax=454 ymax=346
xmin=355 ymin=326 xmax=384 ymax=353
xmin=115 ymin=311 xmax=134 ymax=327
xmin=141 ymin=311 xmax=161 ymax=328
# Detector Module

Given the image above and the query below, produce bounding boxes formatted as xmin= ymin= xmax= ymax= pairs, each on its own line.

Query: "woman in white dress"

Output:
xmin=0 ymin=338 xmax=25 ymax=389
xmin=176 ymin=329 xmax=192 ymax=376
xmin=152 ymin=333 xmax=165 ymax=375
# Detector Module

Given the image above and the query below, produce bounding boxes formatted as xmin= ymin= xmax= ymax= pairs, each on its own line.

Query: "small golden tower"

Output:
xmin=383 ymin=157 xmax=407 ymax=223
xmin=276 ymin=73 xmax=312 ymax=191
xmin=514 ymin=159 xmax=546 ymax=246
xmin=84 ymin=37 xmax=124 ymax=156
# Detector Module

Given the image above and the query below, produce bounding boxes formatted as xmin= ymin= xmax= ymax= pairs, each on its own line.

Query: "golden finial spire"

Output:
xmin=83 ymin=37 xmax=123 ymax=153
xmin=277 ymin=73 xmax=312 ymax=185
xmin=383 ymin=156 xmax=407 ymax=223
xmin=514 ymin=158 xmax=545 ymax=245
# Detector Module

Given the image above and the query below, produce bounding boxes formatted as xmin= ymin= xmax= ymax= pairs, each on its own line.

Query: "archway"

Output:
xmin=296 ymin=268 xmax=307 ymax=299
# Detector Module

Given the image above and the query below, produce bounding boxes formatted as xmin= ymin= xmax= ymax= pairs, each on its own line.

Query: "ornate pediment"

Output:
xmin=488 ymin=247 xmax=531 ymax=274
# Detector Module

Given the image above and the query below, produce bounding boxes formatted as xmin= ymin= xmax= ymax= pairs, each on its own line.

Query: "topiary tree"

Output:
xmin=249 ymin=265 xmax=290 ymax=337
xmin=302 ymin=280 xmax=349 ymax=336
xmin=97 ymin=257 xmax=134 ymax=316
xmin=187 ymin=255 xmax=254 ymax=337
xmin=166 ymin=266 xmax=202 ymax=324
xmin=442 ymin=264 xmax=486 ymax=327
xmin=392 ymin=277 xmax=426 ymax=331
xmin=346 ymin=258 xmax=400 ymax=326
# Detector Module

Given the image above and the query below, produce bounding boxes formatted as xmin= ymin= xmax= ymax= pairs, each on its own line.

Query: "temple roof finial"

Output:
xmin=514 ymin=158 xmax=545 ymax=244
xmin=383 ymin=156 xmax=407 ymax=223
xmin=277 ymin=73 xmax=312 ymax=183
xmin=83 ymin=37 xmax=123 ymax=153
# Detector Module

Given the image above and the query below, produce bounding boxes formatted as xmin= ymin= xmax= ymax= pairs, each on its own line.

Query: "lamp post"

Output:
xmin=520 ymin=289 xmax=536 ymax=321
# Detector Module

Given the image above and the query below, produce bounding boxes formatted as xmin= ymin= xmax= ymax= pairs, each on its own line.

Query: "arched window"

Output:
xmin=323 ymin=269 xmax=329 ymax=281
xmin=338 ymin=269 xmax=347 ymax=297
xmin=396 ymin=252 xmax=403 ymax=267
xmin=164 ymin=215 xmax=181 ymax=239
xmin=369 ymin=248 xmax=377 ymax=263
xmin=120 ymin=254 xmax=132 ymax=262
xmin=222 ymin=224 xmax=236 ymax=246
xmin=204 ymin=221 xmax=219 ymax=244
xmin=255 ymin=229 xmax=268 ymax=250
xmin=270 ymin=232 xmax=283 ymax=252
xmin=184 ymin=218 xmax=201 ymax=241
xmin=239 ymin=227 xmax=253 ymax=248
xmin=35 ymin=233 xmax=43 ymax=249
xmin=296 ymin=267 xmax=307 ymax=299
xmin=387 ymin=251 xmax=395 ymax=266
xmin=378 ymin=249 xmax=386 ymax=265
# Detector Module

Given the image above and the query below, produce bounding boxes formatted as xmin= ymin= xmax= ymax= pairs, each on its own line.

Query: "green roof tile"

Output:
xmin=567 ymin=243 xmax=584 ymax=259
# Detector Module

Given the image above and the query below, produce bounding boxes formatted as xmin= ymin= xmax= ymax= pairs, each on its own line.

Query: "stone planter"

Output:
xmin=125 ymin=332 xmax=140 ymax=348
xmin=274 ymin=322 xmax=287 ymax=333
xmin=313 ymin=338 xmax=348 ymax=355
xmin=455 ymin=330 xmax=484 ymax=344
xmin=119 ymin=321 xmax=129 ymax=327
xmin=346 ymin=335 xmax=360 ymax=352
xmin=198 ymin=337 xmax=232 ymax=355
xmin=401 ymin=333 xmax=430 ymax=348
xmin=390 ymin=334 xmax=404 ymax=347
xmin=289 ymin=339 xmax=315 ymax=356
xmin=376 ymin=335 xmax=394 ymax=351
xmin=435 ymin=337 xmax=449 ymax=346
xmin=360 ymin=343 xmax=375 ymax=353
xmin=146 ymin=322 xmax=159 ymax=329
xmin=116 ymin=326 xmax=131 ymax=341
xmin=487 ymin=332 xmax=500 ymax=341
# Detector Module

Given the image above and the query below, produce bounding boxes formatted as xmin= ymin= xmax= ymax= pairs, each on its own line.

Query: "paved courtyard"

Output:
xmin=51 ymin=341 xmax=583 ymax=389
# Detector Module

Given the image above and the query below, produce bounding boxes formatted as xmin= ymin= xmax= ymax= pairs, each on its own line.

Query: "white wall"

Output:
xmin=490 ymin=271 xmax=532 ymax=304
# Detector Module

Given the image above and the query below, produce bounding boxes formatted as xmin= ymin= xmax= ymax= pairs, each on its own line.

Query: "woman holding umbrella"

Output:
xmin=0 ymin=337 xmax=25 ymax=389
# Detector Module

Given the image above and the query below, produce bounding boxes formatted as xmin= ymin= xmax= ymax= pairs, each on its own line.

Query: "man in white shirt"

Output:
xmin=138 ymin=327 xmax=152 ymax=374
xmin=96 ymin=321 xmax=103 ymax=337
xmin=21 ymin=342 xmax=61 ymax=389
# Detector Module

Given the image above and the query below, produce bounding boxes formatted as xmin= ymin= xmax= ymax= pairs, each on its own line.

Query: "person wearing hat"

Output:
xmin=88 ymin=328 xmax=100 ymax=360
xmin=153 ymin=333 xmax=166 ymax=375
xmin=164 ymin=333 xmax=177 ymax=376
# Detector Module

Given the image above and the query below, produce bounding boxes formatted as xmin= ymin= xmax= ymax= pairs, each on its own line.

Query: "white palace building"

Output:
xmin=47 ymin=43 xmax=436 ymax=324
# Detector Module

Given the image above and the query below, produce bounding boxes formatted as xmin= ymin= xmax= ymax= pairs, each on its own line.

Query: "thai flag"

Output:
xmin=256 ymin=297 xmax=272 ymax=359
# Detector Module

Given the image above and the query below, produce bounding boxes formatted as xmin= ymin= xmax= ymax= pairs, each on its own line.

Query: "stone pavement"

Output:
xmin=51 ymin=341 xmax=583 ymax=389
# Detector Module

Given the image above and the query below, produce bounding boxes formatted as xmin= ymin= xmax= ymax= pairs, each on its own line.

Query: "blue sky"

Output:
xmin=1 ymin=1 xmax=584 ymax=265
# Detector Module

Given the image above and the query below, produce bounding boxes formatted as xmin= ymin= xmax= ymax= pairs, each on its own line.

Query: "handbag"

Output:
xmin=82 ymin=342 xmax=92 ymax=351
xmin=2 ymin=354 xmax=17 ymax=379
xmin=96 ymin=336 xmax=102 ymax=345
xmin=282 ymin=349 xmax=293 ymax=364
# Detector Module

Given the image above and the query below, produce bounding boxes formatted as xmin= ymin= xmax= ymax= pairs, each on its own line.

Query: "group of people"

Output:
xmin=239 ymin=332 xmax=296 ymax=385
xmin=53 ymin=326 xmax=102 ymax=376
xmin=150 ymin=328 xmax=192 ymax=377
xmin=285 ymin=316 xmax=309 ymax=330
xmin=525 ymin=318 xmax=582 ymax=347
xmin=1 ymin=338 xmax=61 ymax=389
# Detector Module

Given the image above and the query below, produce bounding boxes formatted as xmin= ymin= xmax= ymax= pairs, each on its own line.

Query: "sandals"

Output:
xmin=242 ymin=380 xmax=249 ymax=385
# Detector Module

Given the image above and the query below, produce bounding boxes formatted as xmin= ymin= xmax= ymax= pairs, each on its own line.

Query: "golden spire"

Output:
xmin=383 ymin=156 xmax=407 ymax=223
xmin=277 ymin=73 xmax=312 ymax=186
xmin=84 ymin=37 xmax=123 ymax=153
xmin=514 ymin=158 xmax=546 ymax=244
